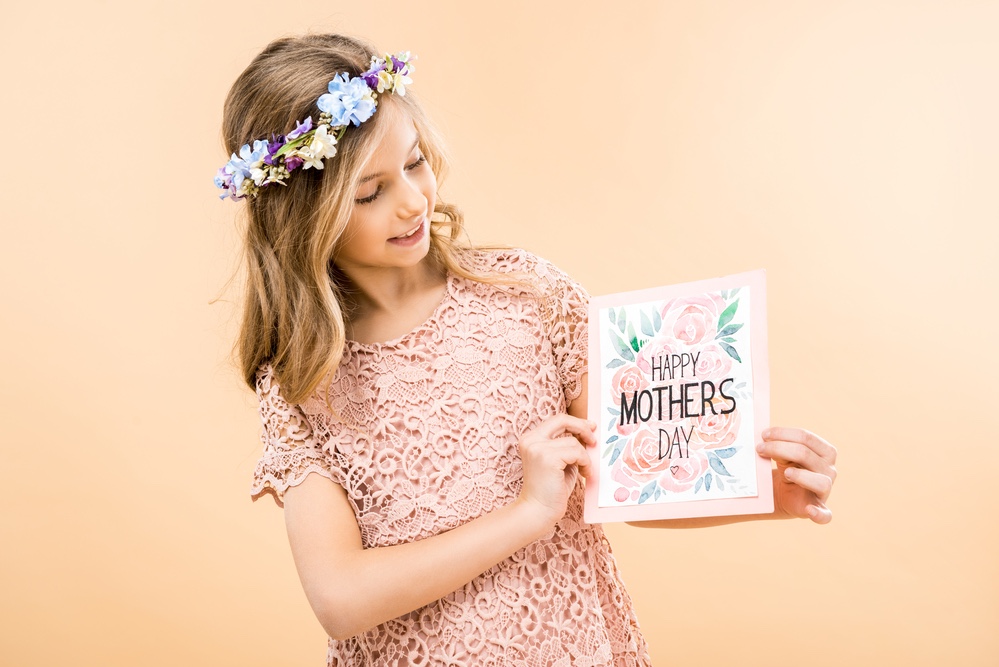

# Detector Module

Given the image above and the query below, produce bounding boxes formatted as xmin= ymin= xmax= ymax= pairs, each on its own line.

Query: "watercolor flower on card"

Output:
xmin=602 ymin=288 xmax=749 ymax=505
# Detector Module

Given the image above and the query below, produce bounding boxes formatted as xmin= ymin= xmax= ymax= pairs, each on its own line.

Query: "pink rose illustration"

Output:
xmin=610 ymin=364 xmax=649 ymax=399
xmin=659 ymin=293 xmax=727 ymax=346
xmin=610 ymin=427 xmax=675 ymax=489
xmin=656 ymin=449 xmax=710 ymax=493
xmin=690 ymin=342 xmax=733 ymax=383
xmin=635 ymin=334 xmax=681 ymax=377
xmin=690 ymin=398 xmax=742 ymax=449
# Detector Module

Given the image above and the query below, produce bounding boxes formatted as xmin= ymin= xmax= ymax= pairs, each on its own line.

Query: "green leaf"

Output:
xmin=606 ymin=307 xmax=616 ymax=325
xmin=716 ymin=323 xmax=744 ymax=338
xmin=719 ymin=341 xmax=742 ymax=363
xmin=606 ymin=358 xmax=626 ymax=369
xmin=718 ymin=300 xmax=739 ymax=330
xmin=716 ymin=476 xmax=725 ymax=491
xmin=695 ymin=477 xmax=703 ymax=493
xmin=721 ymin=336 xmax=737 ymax=344
xmin=610 ymin=330 xmax=635 ymax=361
xmin=640 ymin=310 xmax=655 ymax=337
xmin=617 ymin=308 xmax=627 ymax=332
xmin=705 ymin=472 xmax=713 ymax=492
xmin=630 ymin=336 xmax=641 ymax=353
xmin=713 ymin=447 xmax=737 ymax=459
xmin=652 ymin=309 xmax=662 ymax=332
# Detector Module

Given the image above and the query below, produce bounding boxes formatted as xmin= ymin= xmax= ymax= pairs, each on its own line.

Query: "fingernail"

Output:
xmin=755 ymin=443 xmax=765 ymax=453
xmin=762 ymin=428 xmax=772 ymax=439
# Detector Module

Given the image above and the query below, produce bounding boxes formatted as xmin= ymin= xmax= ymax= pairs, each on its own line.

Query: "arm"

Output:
xmin=282 ymin=414 xmax=596 ymax=641
xmin=566 ymin=373 xmax=838 ymax=529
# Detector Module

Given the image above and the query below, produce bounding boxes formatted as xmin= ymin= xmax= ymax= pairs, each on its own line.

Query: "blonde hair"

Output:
xmin=222 ymin=34 xmax=497 ymax=404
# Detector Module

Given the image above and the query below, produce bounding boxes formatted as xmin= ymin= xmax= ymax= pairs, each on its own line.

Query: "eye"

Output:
xmin=406 ymin=155 xmax=427 ymax=171
xmin=355 ymin=184 xmax=382 ymax=205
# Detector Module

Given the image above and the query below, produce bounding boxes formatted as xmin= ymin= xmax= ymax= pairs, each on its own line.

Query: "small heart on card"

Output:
xmin=670 ymin=466 xmax=679 ymax=475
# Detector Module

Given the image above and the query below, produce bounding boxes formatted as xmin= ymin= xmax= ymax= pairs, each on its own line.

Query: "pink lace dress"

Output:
xmin=251 ymin=249 xmax=651 ymax=666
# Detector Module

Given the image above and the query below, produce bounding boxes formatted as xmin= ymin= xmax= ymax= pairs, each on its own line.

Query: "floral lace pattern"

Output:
xmin=251 ymin=249 xmax=651 ymax=666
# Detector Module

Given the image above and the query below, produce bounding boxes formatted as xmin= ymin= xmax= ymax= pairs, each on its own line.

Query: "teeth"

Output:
xmin=397 ymin=221 xmax=422 ymax=238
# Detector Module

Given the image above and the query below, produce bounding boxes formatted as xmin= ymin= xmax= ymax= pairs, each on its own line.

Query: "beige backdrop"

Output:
xmin=2 ymin=1 xmax=996 ymax=665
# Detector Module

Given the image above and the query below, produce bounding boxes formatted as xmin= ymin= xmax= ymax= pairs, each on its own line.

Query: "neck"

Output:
xmin=338 ymin=258 xmax=446 ymax=318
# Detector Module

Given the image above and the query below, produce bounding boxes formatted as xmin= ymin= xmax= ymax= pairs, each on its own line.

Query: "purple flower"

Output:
xmin=264 ymin=136 xmax=285 ymax=165
xmin=284 ymin=156 xmax=304 ymax=172
xmin=360 ymin=61 xmax=386 ymax=89
xmin=286 ymin=117 xmax=313 ymax=140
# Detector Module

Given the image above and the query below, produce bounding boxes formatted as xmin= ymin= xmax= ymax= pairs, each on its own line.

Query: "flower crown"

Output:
xmin=215 ymin=51 xmax=415 ymax=201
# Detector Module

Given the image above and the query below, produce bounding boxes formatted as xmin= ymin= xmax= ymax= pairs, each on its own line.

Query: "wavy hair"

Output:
xmin=222 ymin=34 xmax=502 ymax=404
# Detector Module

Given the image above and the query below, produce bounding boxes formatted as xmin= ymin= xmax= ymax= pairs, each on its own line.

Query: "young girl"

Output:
xmin=218 ymin=33 xmax=837 ymax=666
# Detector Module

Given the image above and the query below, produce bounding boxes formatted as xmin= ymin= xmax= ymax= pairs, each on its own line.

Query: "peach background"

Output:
xmin=2 ymin=1 xmax=996 ymax=665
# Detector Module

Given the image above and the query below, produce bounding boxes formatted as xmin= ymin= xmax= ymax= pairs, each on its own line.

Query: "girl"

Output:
xmin=217 ymin=33 xmax=837 ymax=666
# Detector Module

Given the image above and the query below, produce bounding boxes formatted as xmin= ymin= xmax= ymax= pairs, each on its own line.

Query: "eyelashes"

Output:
xmin=355 ymin=155 xmax=428 ymax=205
xmin=355 ymin=187 xmax=382 ymax=205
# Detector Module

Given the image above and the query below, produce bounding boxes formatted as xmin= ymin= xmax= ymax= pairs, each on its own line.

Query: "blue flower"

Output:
xmin=317 ymin=73 xmax=377 ymax=127
xmin=239 ymin=139 xmax=270 ymax=166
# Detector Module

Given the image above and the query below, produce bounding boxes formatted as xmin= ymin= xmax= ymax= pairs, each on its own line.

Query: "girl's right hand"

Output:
xmin=515 ymin=414 xmax=597 ymax=531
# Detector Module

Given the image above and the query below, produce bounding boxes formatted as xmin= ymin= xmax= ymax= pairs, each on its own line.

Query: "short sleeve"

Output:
xmin=249 ymin=364 xmax=339 ymax=507
xmin=532 ymin=256 xmax=590 ymax=405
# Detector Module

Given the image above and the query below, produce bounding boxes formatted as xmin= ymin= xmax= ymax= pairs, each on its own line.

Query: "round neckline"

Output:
xmin=346 ymin=272 xmax=455 ymax=350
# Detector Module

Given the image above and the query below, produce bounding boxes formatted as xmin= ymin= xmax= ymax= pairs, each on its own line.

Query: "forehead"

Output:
xmin=367 ymin=100 xmax=419 ymax=159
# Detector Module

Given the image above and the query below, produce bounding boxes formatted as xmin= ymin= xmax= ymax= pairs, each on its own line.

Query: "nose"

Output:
xmin=396 ymin=174 xmax=426 ymax=219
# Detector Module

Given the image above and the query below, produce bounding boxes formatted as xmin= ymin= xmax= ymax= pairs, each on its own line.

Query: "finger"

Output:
xmin=783 ymin=467 xmax=834 ymax=502
xmin=764 ymin=427 xmax=837 ymax=464
xmin=806 ymin=503 xmax=833 ymax=525
xmin=530 ymin=415 xmax=598 ymax=443
xmin=550 ymin=436 xmax=593 ymax=470
xmin=757 ymin=439 xmax=831 ymax=476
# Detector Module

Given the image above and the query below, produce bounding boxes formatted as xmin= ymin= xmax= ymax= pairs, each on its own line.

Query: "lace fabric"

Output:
xmin=251 ymin=249 xmax=651 ymax=666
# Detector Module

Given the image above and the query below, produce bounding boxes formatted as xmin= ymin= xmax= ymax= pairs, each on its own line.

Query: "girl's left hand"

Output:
xmin=757 ymin=427 xmax=838 ymax=524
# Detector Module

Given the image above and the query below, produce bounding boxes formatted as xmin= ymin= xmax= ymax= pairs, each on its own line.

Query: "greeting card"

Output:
xmin=583 ymin=270 xmax=773 ymax=523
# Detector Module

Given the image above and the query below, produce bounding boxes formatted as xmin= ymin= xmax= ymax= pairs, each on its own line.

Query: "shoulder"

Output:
xmin=457 ymin=247 xmax=580 ymax=287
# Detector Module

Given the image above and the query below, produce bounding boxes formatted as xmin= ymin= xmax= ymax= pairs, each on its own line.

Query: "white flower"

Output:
xmin=298 ymin=125 xmax=338 ymax=170
xmin=250 ymin=166 xmax=269 ymax=186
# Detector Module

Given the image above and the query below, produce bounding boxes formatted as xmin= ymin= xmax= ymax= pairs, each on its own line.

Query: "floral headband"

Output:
xmin=215 ymin=51 xmax=415 ymax=201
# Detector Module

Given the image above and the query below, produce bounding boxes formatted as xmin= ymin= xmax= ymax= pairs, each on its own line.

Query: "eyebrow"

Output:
xmin=359 ymin=137 xmax=421 ymax=184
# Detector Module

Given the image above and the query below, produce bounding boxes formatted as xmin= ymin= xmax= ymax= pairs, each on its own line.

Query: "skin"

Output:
xmin=281 ymin=99 xmax=838 ymax=641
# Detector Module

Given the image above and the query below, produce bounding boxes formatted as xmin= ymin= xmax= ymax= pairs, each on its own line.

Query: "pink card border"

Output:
xmin=583 ymin=269 xmax=773 ymax=524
